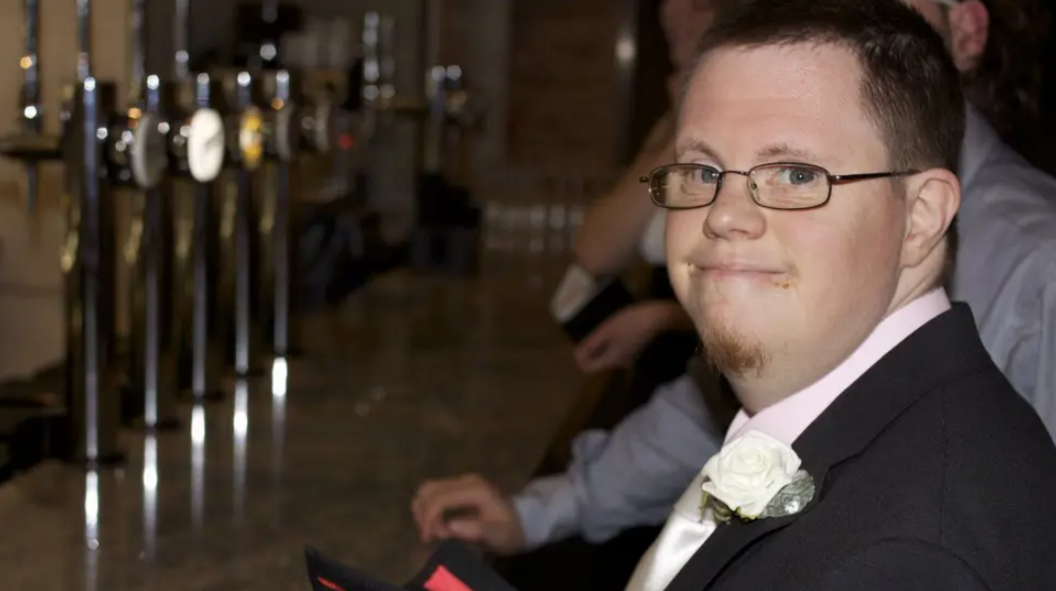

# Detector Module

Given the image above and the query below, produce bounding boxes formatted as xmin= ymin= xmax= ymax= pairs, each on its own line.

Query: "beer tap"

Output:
xmin=231 ymin=71 xmax=267 ymax=376
xmin=264 ymin=61 xmax=340 ymax=358
xmin=0 ymin=0 xmax=62 ymax=213
xmin=184 ymin=74 xmax=227 ymax=400
xmin=63 ymin=0 xmax=124 ymax=465
xmin=114 ymin=0 xmax=168 ymax=192
xmin=122 ymin=0 xmax=179 ymax=431
xmin=262 ymin=71 xmax=298 ymax=358
xmin=359 ymin=12 xmax=382 ymax=144
xmin=425 ymin=65 xmax=486 ymax=175
xmin=126 ymin=0 xmax=169 ymax=190
xmin=407 ymin=0 xmax=487 ymax=274
xmin=169 ymin=0 xmax=227 ymax=402
xmin=175 ymin=0 xmax=226 ymax=185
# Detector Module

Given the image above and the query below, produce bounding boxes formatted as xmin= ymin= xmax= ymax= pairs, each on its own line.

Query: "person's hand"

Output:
xmin=411 ymin=474 xmax=527 ymax=556
xmin=573 ymin=301 xmax=678 ymax=374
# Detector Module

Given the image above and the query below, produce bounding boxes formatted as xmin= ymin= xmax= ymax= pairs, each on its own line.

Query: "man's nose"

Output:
xmin=702 ymin=173 xmax=766 ymax=241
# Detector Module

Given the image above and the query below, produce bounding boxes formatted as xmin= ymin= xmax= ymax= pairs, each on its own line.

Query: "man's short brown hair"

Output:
xmin=694 ymin=0 xmax=966 ymax=285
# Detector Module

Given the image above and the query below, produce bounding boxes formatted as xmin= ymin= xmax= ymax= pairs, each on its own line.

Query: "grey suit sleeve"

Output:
xmin=817 ymin=539 xmax=991 ymax=591
xmin=511 ymin=374 xmax=725 ymax=550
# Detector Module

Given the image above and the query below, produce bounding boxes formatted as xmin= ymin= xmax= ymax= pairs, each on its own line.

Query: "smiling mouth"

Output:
xmin=694 ymin=265 xmax=792 ymax=288
xmin=698 ymin=264 xmax=780 ymax=275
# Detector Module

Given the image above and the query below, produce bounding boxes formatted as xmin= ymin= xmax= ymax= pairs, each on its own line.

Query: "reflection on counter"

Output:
xmin=0 ymin=253 xmax=580 ymax=590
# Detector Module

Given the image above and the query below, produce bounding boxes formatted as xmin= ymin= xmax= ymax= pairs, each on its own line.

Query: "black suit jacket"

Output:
xmin=666 ymin=305 xmax=1056 ymax=591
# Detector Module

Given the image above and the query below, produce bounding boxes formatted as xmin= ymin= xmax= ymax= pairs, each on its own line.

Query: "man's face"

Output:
xmin=667 ymin=44 xmax=910 ymax=381
xmin=903 ymin=0 xmax=989 ymax=72
xmin=905 ymin=0 xmax=950 ymax=34
xmin=660 ymin=0 xmax=719 ymax=71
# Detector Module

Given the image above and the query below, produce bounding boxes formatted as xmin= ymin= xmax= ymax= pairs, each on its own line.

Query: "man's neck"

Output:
xmin=726 ymin=369 xmax=823 ymax=416
xmin=724 ymin=314 xmax=886 ymax=415
xmin=728 ymin=280 xmax=944 ymax=416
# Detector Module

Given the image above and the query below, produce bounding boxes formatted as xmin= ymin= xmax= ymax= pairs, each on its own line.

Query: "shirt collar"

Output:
xmin=725 ymin=289 xmax=952 ymax=446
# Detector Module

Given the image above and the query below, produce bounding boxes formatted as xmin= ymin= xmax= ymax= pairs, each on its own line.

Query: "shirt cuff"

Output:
xmin=512 ymin=473 xmax=582 ymax=551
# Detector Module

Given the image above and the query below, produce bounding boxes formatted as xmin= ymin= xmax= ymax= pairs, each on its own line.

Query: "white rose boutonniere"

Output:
xmin=700 ymin=429 xmax=816 ymax=522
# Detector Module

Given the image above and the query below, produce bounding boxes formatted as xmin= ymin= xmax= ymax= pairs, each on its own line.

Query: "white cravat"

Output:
xmin=624 ymin=471 xmax=717 ymax=591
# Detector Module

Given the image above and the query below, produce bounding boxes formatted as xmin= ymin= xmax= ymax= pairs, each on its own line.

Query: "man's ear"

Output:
xmin=902 ymin=169 xmax=960 ymax=271
xmin=948 ymin=0 xmax=989 ymax=72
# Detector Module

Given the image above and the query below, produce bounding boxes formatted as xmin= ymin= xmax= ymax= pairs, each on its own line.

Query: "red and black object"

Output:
xmin=306 ymin=541 xmax=518 ymax=591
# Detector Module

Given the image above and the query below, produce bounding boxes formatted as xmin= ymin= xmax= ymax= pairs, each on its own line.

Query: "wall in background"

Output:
xmin=0 ymin=0 xmax=131 ymax=195
xmin=0 ymin=0 xmax=134 ymax=380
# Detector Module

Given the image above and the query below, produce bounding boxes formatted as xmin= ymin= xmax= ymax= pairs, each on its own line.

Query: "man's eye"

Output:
xmin=778 ymin=167 xmax=818 ymax=185
xmin=690 ymin=167 xmax=720 ymax=184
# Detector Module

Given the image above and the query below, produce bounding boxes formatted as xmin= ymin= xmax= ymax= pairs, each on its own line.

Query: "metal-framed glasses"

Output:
xmin=640 ymin=162 xmax=918 ymax=211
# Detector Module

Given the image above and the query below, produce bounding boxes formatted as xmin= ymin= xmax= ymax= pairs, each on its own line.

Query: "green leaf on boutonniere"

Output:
xmin=700 ymin=489 xmax=734 ymax=524
xmin=699 ymin=470 xmax=816 ymax=525
xmin=759 ymin=470 xmax=816 ymax=519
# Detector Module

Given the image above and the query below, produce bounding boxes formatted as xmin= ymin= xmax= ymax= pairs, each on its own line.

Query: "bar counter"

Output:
xmin=0 ymin=252 xmax=580 ymax=590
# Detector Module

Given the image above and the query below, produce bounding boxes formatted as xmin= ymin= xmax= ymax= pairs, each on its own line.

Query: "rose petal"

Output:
xmin=699 ymin=430 xmax=802 ymax=517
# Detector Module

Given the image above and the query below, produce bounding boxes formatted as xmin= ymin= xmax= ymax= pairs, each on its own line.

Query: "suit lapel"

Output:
xmin=663 ymin=501 xmax=819 ymax=591
xmin=664 ymin=306 xmax=992 ymax=591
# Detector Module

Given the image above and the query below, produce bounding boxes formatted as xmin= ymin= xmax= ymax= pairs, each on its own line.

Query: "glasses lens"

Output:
xmin=750 ymin=164 xmax=829 ymax=209
xmin=652 ymin=163 xmax=720 ymax=207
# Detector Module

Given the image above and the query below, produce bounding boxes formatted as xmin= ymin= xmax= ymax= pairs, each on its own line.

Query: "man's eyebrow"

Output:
xmin=674 ymin=138 xmax=720 ymax=162
xmin=756 ymin=142 xmax=824 ymax=163
xmin=675 ymin=139 xmax=827 ymax=165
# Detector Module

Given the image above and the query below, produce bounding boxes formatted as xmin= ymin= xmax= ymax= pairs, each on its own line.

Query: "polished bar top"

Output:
xmin=0 ymin=248 xmax=581 ymax=590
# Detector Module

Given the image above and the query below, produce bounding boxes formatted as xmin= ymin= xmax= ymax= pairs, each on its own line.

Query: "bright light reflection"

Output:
xmin=84 ymin=469 xmax=99 ymax=546
xmin=233 ymin=380 xmax=248 ymax=521
xmin=191 ymin=404 xmax=206 ymax=529
xmin=142 ymin=435 xmax=158 ymax=557
xmin=271 ymin=356 xmax=288 ymax=398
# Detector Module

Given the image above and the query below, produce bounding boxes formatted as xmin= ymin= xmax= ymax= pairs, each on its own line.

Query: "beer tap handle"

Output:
xmin=21 ymin=0 xmax=43 ymax=212
xmin=361 ymin=12 xmax=381 ymax=106
xmin=77 ymin=0 xmax=92 ymax=81
xmin=261 ymin=0 xmax=280 ymax=68
xmin=0 ymin=0 xmax=61 ymax=213
xmin=22 ymin=0 xmax=41 ymax=134
xmin=130 ymin=75 xmax=168 ymax=189
xmin=174 ymin=0 xmax=191 ymax=81
xmin=423 ymin=65 xmax=446 ymax=174
xmin=125 ymin=0 xmax=169 ymax=190
xmin=379 ymin=15 xmax=396 ymax=103
xmin=129 ymin=0 xmax=147 ymax=105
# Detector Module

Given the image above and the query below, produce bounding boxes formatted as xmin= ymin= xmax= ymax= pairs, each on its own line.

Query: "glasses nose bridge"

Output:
xmin=713 ymin=169 xmax=753 ymax=204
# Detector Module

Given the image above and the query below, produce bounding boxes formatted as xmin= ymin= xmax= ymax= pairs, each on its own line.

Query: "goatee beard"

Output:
xmin=698 ymin=321 xmax=769 ymax=377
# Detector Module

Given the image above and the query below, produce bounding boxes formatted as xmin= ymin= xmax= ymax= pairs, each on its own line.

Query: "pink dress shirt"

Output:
xmin=623 ymin=289 xmax=953 ymax=591
xmin=725 ymin=288 xmax=952 ymax=446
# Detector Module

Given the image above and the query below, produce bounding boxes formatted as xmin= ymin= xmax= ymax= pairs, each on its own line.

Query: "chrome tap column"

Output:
xmin=0 ymin=0 xmax=62 ymax=211
xmin=167 ymin=0 xmax=228 ymax=401
xmin=123 ymin=0 xmax=179 ymax=430
xmin=260 ymin=70 xmax=307 ymax=358
xmin=173 ymin=73 xmax=228 ymax=401
xmin=229 ymin=72 xmax=267 ymax=376
xmin=63 ymin=0 xmax=124 ymax=465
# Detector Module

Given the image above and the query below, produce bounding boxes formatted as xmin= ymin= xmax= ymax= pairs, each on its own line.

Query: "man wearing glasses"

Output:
xmin=413 ymin=0 xmax=1056 ymax=586
xmin=619 ymin=0 xmax=1056 ymax=587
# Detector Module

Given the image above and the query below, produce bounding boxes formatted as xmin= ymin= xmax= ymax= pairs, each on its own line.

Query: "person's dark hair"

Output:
xmin=964 ymin=0 xmax=1050 ymax=139
xmin=694 ymin=0 xmax=965 ymax=285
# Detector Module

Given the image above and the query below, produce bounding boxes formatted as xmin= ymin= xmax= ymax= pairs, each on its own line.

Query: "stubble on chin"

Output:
xmin=698 ymin=318 xmax=769 ymax=377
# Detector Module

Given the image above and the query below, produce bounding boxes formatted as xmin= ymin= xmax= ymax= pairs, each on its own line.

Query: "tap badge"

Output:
xmin=239 ymin=106 xmax=264 ymax=170
xmin=130 ymin=111 xmax=169 ymax=190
